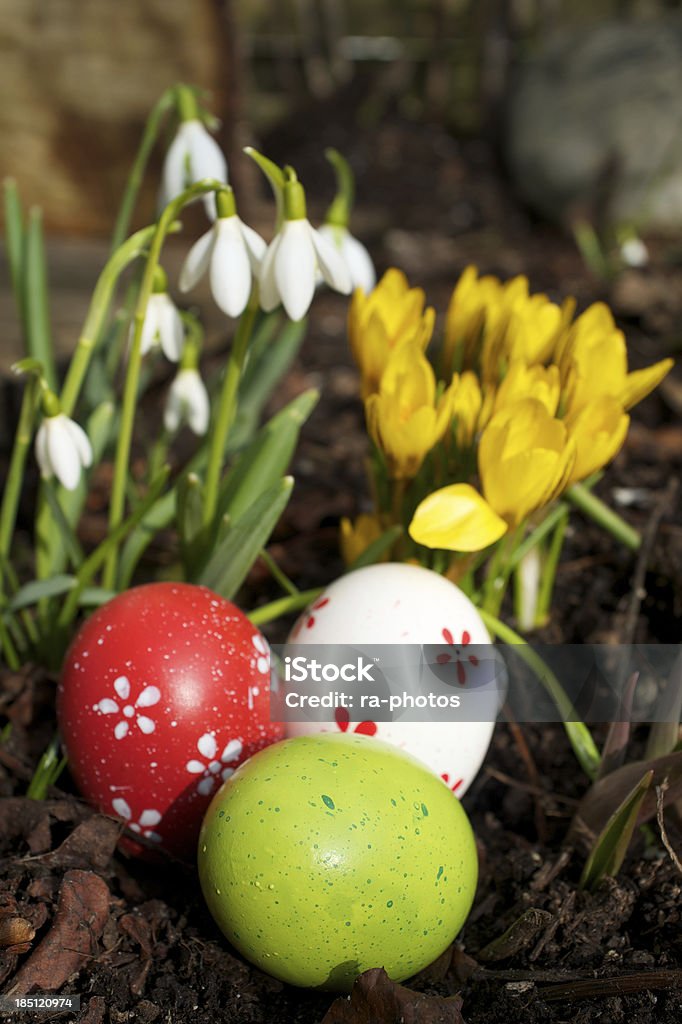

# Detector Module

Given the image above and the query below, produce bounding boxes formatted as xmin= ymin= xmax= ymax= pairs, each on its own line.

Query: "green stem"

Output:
xmin=535 ymin=506 xmax=569 ymax=625
xmin=0 ymin=614 xmax=20 ymax=670
xmin=110 ymin=87 xmax=177 ymax=254
xmin=572 ymin=219 xmax=611 ymax=281
xmin=202 ymin=292 xmax=259 ymax=529
xmin=482 ymin=527 xmax=523 ymax=617
xmin=0 ymin=376 xmax=40 ymax=594
xmin=479 ymin=608 xmax=601 ymax=779
xmin=103 ymin=179 xmax=224 ymax=590
xmin=259 ymin=549 xmax=299 ymax=597
xmin=60 ymin=224 xmax=161 ymax=417
xmin=248 ymin=588 xmax=323 ymax=628
xmin=567 ymin=482 xmax=641 ymax=551
xmin=509 ymin=503 xmax=567 ymax=571
xmin=26 ymin=733 xmax=67 ymax=799
xmin=61 ymin=468 xmax=169 ymax=630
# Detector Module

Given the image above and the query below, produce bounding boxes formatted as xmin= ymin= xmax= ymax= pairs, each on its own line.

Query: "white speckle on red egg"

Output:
xmin=57 ymin=582 xmax=283 ymax=858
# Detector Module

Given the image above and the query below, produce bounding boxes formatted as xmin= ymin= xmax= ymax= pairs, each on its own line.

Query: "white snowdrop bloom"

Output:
xmin=164 ymin=368 xmax=210 ymax=436
xmin=136 ymin=292 xmax=184 ymax=363
xmin=35 ymin=411 xmax=93 ymax=492
xmin=160 ymin=118 xmax=228 ymax=218
xmin=179 ymin=208 xmax=266 ymax=318
xmin=318 ymin=223 xmax=376 ymax=293
xmin=260 ymin=219 xmax=352 ymax=321
xmin=620 ymin=237 xmax=649 ymax=268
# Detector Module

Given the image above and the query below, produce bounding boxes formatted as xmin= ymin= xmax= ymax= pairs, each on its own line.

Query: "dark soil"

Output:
xmin=2 ymin=97 xmax=682 ymax=1022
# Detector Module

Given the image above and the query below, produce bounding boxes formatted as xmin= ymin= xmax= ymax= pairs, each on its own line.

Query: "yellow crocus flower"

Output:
xmin=409 ymin=483 xmax=507 ymax=552
xmin=556 ymin=302 xmax=673 ymax=414
xmin=565 ymin=398 xmax=630 ymax=483
xmin=479 ymin=398 xmax=576 ymax=525
xmin=442 ymin=265 xmax=502 ymax=375
xmin=365 ymin=344 xmax=451 ymax=479
xmin=447 ymin=370 xmax=483 ymax=447
xmin=481 ymin=278 xmax=564 ymax=382
xmin=340 ymin=513 xmax=386 ymax=566
xmin=348 ymin=268 xmax=435 ymax=396
xmin=494 ymin=362 xmax=561 ymax=416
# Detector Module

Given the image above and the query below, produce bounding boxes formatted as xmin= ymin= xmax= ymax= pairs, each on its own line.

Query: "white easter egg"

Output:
xmin=284 ymin=563 xmax=498 ymax=796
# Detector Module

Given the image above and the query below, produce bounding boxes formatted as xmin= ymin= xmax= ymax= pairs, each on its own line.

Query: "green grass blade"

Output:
xmin=579 ymin=770 xmax=653 ymax=890
xmin=24 ymin=208 xmax=57 ymax=389
xmin=199 ymin=477 xmax=293 ymax=600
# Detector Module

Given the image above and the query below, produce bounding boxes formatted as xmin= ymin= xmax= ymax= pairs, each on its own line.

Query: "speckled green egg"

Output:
xmin=198 ymin=733 xmax=478 ymax=990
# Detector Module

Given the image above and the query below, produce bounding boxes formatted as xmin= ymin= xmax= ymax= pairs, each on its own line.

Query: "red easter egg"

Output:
xmin=57 ymin=582 xmax=282 ymax=858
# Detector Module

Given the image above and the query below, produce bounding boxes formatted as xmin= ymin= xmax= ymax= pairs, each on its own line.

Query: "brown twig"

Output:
xmin=656 ymin=779 xmax=682 ymax=874
xmin=540 ymin=969 xmax=682 ymax=1001
xmin=619 ymin=478 xmax=678 ymax=648
xmin=504 ymin=711 xmax=548 ymax=842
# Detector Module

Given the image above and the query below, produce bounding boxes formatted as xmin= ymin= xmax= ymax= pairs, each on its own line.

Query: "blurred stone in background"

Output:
xmin=0 ymin=0 xmax=233 ymax=235
xmin=505 ymin=16 xmax=682 ymax=232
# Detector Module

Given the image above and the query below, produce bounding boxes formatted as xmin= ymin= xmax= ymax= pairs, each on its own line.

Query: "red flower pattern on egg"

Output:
xmin=437 ymin=628 xmax=480 ymax=685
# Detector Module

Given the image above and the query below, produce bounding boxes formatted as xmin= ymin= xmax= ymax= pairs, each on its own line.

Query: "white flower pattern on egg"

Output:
xmin=111 ymin=798 xmax=163 ymax=843
xmin=185 ymin=733 xmax=243 ymax=795
xmin=251 ymin=634 xmax=269 ymax=675
xmin=93 ymin=675 xmax=161 ymax=739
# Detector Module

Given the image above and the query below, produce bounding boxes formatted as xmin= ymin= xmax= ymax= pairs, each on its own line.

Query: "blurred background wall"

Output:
xmin=1 ymin=0 xmax=682 ymax=235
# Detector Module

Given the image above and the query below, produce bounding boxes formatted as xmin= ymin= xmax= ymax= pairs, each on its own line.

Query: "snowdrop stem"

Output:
xmin=104 ymin=180 xmax=224 ymax=591
xmin=324 ymin=148 xmax=354 ymax=228
xmin=535 ymin=506 xmax=570 ymax=626
xmin=478 ymin=608 xmax=601 ymax=780
xmin=566 ymin=482 xmax=641 ymax=551
xmin=60 ymin=224 xmax=161 ymax=417
xmin=248 ymin=588 xmax=324 ymax=628
xmin=0 ymin=374 xmax=41 ymax=593
xmin=110 ymin=87 xmax=177 ymax=254
xmin=202 ymin=290 xmax=260 ymax=529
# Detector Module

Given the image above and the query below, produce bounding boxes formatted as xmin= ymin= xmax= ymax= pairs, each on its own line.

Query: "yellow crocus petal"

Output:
xmin=409 ymin=484 xmax=507 ymax=552
xmin=380 ymin=342 xmax=436 ymax=409
xmin=621 ymin=358 xmax=673 ymax=410
xmin=494 ymin=362 xmax=561 ymax=416
xmin=482 ymin=448 xmax=566 ymax=525
xmin=365 ymin=344 xmax=450 ymax=479
xmin=340 ymin=514 xmax=385 ymax=566
xmin=479 ymin=398 xmax=575 ymax=524
xmin=505 ymin=296 xmax=563 ymax=365
xmin=566 ymin=399 xmax=630 ymax=483
xmin=443 ymin=265 xmax=502 ymax=374
xmin=448 ymin=370 xmax=483 ymax=446
xmin=348 ymin=268 xmax=435 ymax=395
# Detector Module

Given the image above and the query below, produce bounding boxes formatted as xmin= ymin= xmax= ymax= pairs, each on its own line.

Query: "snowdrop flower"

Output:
xmin=165 ymin=368 xmax=210 ymax=436
xmin=259 ymin=170 xmax=352 ymax=321
xmin=318 ymin=147 xmax=376 ymax=292
xmin=620 ymin=236 xmax=649 ymax=269
xmin=318 ymin=223 xmax=376 ymax=293
xmin=134 ymin=269 xmax=184 ymax=362
xmin=160 ymin=88 xmax=228 ymax=218
xmin=35 ymin=393 xmax=92 ymax=492
xmin=179 ymin=188 xmax=266 ymax=318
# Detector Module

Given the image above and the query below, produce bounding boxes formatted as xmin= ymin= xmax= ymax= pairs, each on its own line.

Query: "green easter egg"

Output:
xmin=198 ymin=733 xmax=478 ymax=990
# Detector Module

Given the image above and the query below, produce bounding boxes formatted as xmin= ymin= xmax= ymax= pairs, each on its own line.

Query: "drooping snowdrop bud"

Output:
xmin=35 ymin=390 xmax=93 ymax=492
xmin=259 ymin=168 xmax=352 ymax=321
xmin=318 ymin=223 xmax=376 ymax=293
xmin=320 ymin=148 xmax=376 ymax=293
xmin=179 ymin=188 xmax=266 ymax=318
xmin=160 ymin=86 xmax=228 ymax=218
xmin=135 ymin=267 xmax=184 ymax=363
xmin=164 ymin=339 xmax=210 ymax=436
